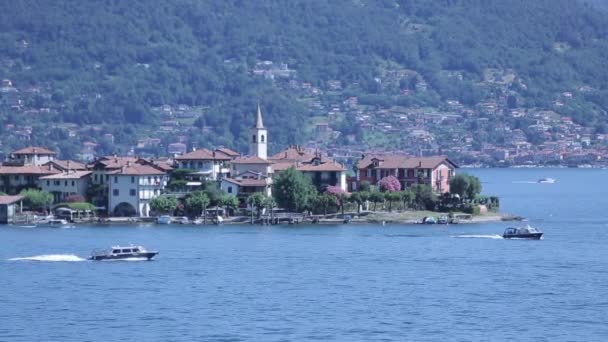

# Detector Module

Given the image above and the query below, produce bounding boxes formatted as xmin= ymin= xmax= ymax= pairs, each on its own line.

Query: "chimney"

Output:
xmin=418 ymin=161 xmax=422 ymax=168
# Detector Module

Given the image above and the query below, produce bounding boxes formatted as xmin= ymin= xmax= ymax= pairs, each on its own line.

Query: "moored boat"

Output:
xmin=157 ymin=215 xmax=172 ymax=224
xmin=537 ymin=178 xmax=556 ymax=184
xmin=503 ymin=225 xmax=543 ymax=240
xmin=89 ymin=245 xmax=158 ymax=260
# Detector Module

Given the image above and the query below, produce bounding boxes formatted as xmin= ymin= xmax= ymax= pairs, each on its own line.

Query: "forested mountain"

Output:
xmin=0 ymin=0 xmax=607 ymax=158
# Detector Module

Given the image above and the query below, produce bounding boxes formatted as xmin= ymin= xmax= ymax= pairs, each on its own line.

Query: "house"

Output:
xmin=174 ymin=148 xmax=233 ymax=182
xmin=89 ymin=156 xmax=140 ymax=185
xmin=0 ymin=164 xmax=60 ymax=194
xmin=107 ymin=163 xmax=168 ymax=217
xmin=220 ymin=171 xmax=272 ymax=201
xmin=356 ymin=155 xmax=458 ymax=193
xmin=39 ymin=171 xmax=92 ymax=203
xmin=269 ymin=145 xmax=348 ymax=191
xmin=10 ymin=146 xmax=56 ymax=166
xmin=0 ymin=195 xmax=23 ymax=224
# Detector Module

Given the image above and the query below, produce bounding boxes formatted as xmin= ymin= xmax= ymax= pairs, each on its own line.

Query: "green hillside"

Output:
xmin=0 ymin=0 xmax=607 ymax=156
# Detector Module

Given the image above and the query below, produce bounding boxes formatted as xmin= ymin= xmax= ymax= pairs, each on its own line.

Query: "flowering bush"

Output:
xmin=378 ymin=175 xmax=401 ymax=192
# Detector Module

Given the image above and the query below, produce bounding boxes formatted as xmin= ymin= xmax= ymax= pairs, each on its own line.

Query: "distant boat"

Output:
xmin=89 ymin=245 xmax=158 ymax=261
xmin=537 ymin=178 xmax=556 ymax=184
xmin=503 ymin=225 xmax=543 ymax=240
xmin=156 ymin=215 xmax=172 ymax=224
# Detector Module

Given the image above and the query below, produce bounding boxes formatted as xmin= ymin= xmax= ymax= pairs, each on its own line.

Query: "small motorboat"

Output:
xmin=503 ymin=225 xmax=543 ymax=240
xmin=156 ymin=215 xmax=172 ymax=224
xmin=537 ymin=178 xmax=555 ymax=184
xmin=422 ymin=216 xmax=436 ymax=224
xmin=89 ymin=245 xmax=158 ymax=260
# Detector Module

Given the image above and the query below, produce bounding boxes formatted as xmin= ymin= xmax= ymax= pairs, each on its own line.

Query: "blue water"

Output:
xmin=1 ymin=168 xmax=608 ymax=341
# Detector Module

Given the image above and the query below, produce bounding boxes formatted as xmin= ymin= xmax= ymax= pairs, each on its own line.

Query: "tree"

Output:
xmin=384 ymin=192 xmax=401 ymax=212
xmin=449 ymin=173 xmax=482 ymax=201
xmin=399 ymin=190 xmax=415 ymax=210
xmin=220 ymin=195 xmax=239 ymax=217
xmin=325 ymin=185 xmax=348 ymax=216
xmin=20 ymin=189 xmax=53 ymax=212
xmin=359 ymin=180 xmax=372 ymax=192
xmin=247 ymin=192 xmax=267 ymax=219
xmin=378 ymin=175 xmax=401 ymax=192
xmin=272 ymin=167 xmax=316 ymax=212
xmin=369 ymin=192 xmax=385 ymax=211
xmin=349 ymin=192 xmax=363 ymax=214
xmin=150 ymin=195 xmax=178 ymax=215
xmin=185 ymin=191 xmax=210 ymax=223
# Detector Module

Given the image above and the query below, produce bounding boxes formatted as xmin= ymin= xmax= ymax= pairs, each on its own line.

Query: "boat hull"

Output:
xmin=503 ymin=233 xmax=543 ymax=240
xmin=89 ymin=252 xmax=158 ymax=261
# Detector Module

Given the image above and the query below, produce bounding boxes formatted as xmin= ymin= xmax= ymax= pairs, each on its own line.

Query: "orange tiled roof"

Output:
xmin=40 ymin=171 xmax=92 ymax=179
xmin=109 ymin=164 xmax=166 ymax=176
xmin=222 ymin=177 xmax=269 ymax=187
xmin=12 ymin=146 xmax=56 ymax=155
xmin=358 ymin=155 xmax=458 ymax=169
xmin=0 ymin=195 xmax=24 ymax=205
xmin=175 ymin=148 xmax=232 ymax=161
xmin=297 ymin=161 xmax=346 ymax=172
xmin=231 ymin=156 xmax=272 ymax=164
xmin=0 ymin=165 xmax=61 ymax=175
xmin=44 ymin=160 xmax=87 ymax=171
xmin=215 ymin=147 xmax=240 ymax=158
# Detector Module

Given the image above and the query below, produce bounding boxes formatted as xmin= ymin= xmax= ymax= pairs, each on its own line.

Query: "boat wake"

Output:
xmin=8 ymin=254 xmax=86 ymax=262
xmin=452 ymin=234 xmax=504 ymax=239
xmin=512 ymin=181 xmax=537 ymax=184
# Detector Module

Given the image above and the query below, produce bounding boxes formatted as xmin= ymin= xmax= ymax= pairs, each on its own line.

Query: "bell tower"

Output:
xmin=250 ymin=104 xmax=267 ymax=159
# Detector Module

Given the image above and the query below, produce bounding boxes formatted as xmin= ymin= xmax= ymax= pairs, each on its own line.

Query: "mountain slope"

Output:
xmin=0 ymin=0 xmax=607 ymax=157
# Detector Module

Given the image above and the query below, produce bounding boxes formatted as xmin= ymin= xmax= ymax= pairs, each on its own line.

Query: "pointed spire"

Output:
xmin=254 ymin=104 xmax=265 ymax=129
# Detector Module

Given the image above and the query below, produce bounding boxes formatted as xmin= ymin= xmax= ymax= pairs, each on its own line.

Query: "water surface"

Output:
xmin=1 ymin=168 xmax=607 ymax=341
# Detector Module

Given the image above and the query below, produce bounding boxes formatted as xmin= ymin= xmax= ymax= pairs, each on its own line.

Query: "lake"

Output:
xmin=1 ymin=168 xmax=608 ymax=341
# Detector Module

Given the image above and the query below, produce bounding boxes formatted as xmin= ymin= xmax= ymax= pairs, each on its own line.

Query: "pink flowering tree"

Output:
xmin=378 ymin=175 xmax=401 ymax=192
xmin=325 ymin=185 xmax=349 ymax=216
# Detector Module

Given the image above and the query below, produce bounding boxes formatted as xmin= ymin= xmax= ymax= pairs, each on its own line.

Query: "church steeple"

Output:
xmin=254 ymin=103 xmax=265 ymax=129
xmin=250 ymin=104 xmax=268 ymax=159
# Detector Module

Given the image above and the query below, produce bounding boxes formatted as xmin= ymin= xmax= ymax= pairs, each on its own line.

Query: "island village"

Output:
xmin=0 ymin=106 xmax=478 ymax=225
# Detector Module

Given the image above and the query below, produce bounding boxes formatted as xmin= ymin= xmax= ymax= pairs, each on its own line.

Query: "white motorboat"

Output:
xmin=89 ymin=245 xmax=158 ymax=260
xmin=538 ymin=178 xmax=556 ymax=183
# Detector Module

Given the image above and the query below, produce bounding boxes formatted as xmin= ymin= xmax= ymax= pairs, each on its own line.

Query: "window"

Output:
xmin=252 ymin=134 xmax=257 ymax=143
xmin=105 ymin=175 xmax=109 ymax=181
xmin=46 ymin=180 xmax=50 ymax=186
xmin=113 ymin=189 xmax=119 ymax=196
xmin=54 ymin=180 xmax=60 ymax=186
xmin=228 ymin=186 xmax=232 ymax=194
xmin=130 ymin=189 xmax=136 ymax=196
xmin=121 ymin=249 xmax=131 ymax=253
xmin=112 ymin=249 xmax=120 ymax=254
xmin=131 ymin=176 xmax=135 ymax=184
xmin=94 ymin=174 xmax=98 ymax=181
xmin=261 ymin=135 xmax=265 ymax=143
xmin=114 ymin=176 xmax=118 ymax=183
xmin=71 ymin=181 xmax=75 ymax=186
xmin=64 ymin=180 xmax=68 ymax=186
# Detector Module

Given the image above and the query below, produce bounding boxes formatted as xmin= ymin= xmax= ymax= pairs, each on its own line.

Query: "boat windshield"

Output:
xmin=112 ymin=249 xmax=120 ymax=254
xmin=132 ymin=248 xmax=139 ymax=252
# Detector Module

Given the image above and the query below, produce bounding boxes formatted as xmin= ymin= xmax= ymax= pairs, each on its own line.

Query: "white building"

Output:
xmin=107 ymin=163 xmax=168 ymax=217
xmin=250 ymin=104 xmax=268 ymax=159
xmin=174 ymin=148 xmax=233 ymax=181
xmin=39 ymin=171 xmax=92 ymax=203
xmin=11 ymin=146 xmax=56 ymax=166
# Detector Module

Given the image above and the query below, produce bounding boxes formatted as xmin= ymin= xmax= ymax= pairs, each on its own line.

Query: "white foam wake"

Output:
xmin=8 ymin=254 xmax=86 ymax=262
xmin=452 ymin=234 xmax=504 ymax=239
